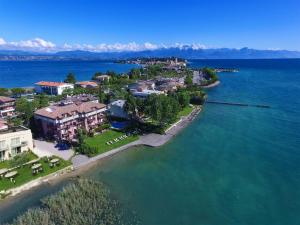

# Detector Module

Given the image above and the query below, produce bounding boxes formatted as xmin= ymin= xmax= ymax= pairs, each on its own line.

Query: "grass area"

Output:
xmin=0 ymin=157 xmax=71 ymax=191
xmin=177 ymin=105 xmax=194 ymax=118
xmin=0 ymin=151 xmax=38 ymax=169
xmin=85 ymin=130 xmax=139 ymax=156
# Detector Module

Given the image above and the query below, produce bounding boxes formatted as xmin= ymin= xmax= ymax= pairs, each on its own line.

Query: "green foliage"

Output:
xmin=15 ymin=97 xmax=34 ymax=126
xmin=10 ymin=179 xmax=138 ymax=225
xmin=0 ymin=87 xmax=9 ymax=96
xmin=145 ymin=94 xmax=180 ymax=126
xmin=124 ymin=93 xmax=137 ymax=118
xmin=202 ymin=67 xmax=218 ymax=84
xmin=185 ymin=74 xmax=193 ymax=86
xmin=64 ymin=73 xmax=76 ymax=84
xmin=8 ymin=152 xmax=36 ymax=168
xmin=98 ymin=86 xmax=106 ymax=103
xmin=10 ymin=88 xmax=26 ymax=96
xmin=92 ymin=71 xmax=102 ymax=80
xmin=34 ymin=94 xmax=49 ymax=108
xmin=129 ymin=68 xmax=141 ymax=79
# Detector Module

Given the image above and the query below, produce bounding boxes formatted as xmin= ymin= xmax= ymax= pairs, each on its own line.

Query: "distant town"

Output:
xmin=0 ymin=57 xmax=221 ymax=199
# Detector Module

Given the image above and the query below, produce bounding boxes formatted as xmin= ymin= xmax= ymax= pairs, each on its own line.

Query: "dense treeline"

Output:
xmin=8 ymin=179 xmax=138 ymax=225
xmin=124 ymin=85 xmax=206 ymax=128
xmin=201 ymin=67 xmax=218 ymax=85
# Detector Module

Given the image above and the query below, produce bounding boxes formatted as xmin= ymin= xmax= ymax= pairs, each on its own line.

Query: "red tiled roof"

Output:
xmin=0 ymin=96 xmax=15 ymax=103
xmin=35 ymin=81 xmax=71 ymax=87
xmin=76 ymin=81 xmax=98 ymax=86
xmin=34 ymin=102 xmax=106 ymax=120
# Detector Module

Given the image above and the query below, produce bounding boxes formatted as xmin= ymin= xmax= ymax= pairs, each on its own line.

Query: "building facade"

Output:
xmin=0 ymin=125 xmax=34 ymax=161
xmin=0 ymin=96 xmax=16 ymax=118
xmin=34 ymin=102 xmax=107 ymax=141
xmin=35 ymin=81 xmax=74 ymax=95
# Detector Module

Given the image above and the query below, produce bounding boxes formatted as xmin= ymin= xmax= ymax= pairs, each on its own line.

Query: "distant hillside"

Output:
xmin=0 ymin=47 xmax=300 ymax=60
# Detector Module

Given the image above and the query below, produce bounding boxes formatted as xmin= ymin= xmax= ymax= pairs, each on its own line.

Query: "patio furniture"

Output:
xmin=4 ymin=171 xmax=18 ymax=182
xmin=50 ymin=158 xmax=60 ymax=167
xmin=0 ymin=168 xmax=8 ymax=178
xmin=31 ymin=163 xmax=42 ymax=174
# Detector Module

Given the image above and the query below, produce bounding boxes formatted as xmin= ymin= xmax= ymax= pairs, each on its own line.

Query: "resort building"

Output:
xmin=35 ymin=81 xmax=74 ymax=95
xmin=0 ymin=96 xmax=16 ymax=118
xmin=95 ymin=75 xmax=110 ymax=83
xmin=57 ymin=94 xmax=99 ymax=106
xmin=107 ymin=100 xmax=129 ymax=119
xmin=0 ymin=123 xmax=34 ymax=161
xmin=75 ymin=81 xmax=98 ymax=89
xmin=34 ymin=101 xmax=107 ymax=141
xmin=128 ymin=81 xmax=156 ymax=92
xmin=132 ymin=90 xmax=164 ymax=98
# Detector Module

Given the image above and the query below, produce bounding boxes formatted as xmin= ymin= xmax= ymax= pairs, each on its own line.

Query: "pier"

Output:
xmin=206 ymin=101 xmax=271 ymax=108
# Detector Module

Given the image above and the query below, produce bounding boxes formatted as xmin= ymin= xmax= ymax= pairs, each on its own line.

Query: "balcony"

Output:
xmin=0 ymin=145 xmax=8 ymax=151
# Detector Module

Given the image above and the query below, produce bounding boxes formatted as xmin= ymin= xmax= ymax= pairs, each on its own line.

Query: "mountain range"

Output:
xmin=0 ymin=47 xmax=300 ymax=60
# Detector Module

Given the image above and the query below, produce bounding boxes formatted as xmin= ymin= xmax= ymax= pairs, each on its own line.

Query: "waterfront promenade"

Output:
xmin=72 ymin=106 xmax=202 ymax=169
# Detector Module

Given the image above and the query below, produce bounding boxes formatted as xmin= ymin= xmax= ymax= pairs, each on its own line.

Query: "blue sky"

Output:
xmin=0 ymin=0 xmax=299 ymax=51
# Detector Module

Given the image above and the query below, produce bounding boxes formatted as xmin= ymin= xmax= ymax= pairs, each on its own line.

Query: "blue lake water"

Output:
xmin=0 ymin=59 xmax=300 ymax=225
xmin=0 ymin=60 xmax=138 ymax=88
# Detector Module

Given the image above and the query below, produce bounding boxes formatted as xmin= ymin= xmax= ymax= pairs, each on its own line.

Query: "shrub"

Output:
xmin=10 ymin=179 xmax=139 ymax=225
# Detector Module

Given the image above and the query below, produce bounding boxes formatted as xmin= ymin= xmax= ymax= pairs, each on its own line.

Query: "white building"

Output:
xmin=132 ymin=90 xmax=164 ymax=99
xmin=0 ymin=125 xmax=34 ymax=161
xmin=35 ymin=81 xmax=74 ymax=95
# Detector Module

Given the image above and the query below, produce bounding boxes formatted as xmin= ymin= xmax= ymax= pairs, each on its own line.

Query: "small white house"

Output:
xmin=35 ymin=81 xmax=74 ymax=95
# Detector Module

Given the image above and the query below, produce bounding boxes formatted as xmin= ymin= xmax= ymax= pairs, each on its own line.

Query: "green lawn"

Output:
xmin=85 ymin=130 xmax=139 ymax=156
xmin=0 ymin=151 xmax=38 ymax=169
xmin=0 ymin=158 xmax=71 ymax=192
xmin=177 ymin=105 xmax=194 ymax=118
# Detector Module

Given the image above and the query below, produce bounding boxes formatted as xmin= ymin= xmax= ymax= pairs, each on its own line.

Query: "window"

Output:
xmin=0 ymin=150 xmax=5 ymax=161
xmin=0 ymin=140 xmax=6 ymax=149
xmin=11 ymin=137 xmax=20 ymax=147
xmin=11 ymin=147 xmax=21 ymax=157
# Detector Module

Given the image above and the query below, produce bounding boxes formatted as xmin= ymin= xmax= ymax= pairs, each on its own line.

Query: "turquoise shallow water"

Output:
xmin=0 ymin=59 xmax=300 ymax=224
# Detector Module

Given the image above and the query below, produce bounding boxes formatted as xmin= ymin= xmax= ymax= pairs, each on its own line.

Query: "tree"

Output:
xmin=98 ymin=87 xmax=105 ymax=103
xmin=34 ymin=94 xmax=49 ymax=108
xmin=0 ymin=87 xmax=9 ymax=96
xmin=11 ymin=88 xmax=26 ymax=97
xmin=64 ymin=73 xmax=76 ymax=84
xmin=92 ymin=72 xmax=102 ymax=80
xmin=15 ymin=97 xmax=34 ymax=126
xmin=177 ymin=91 xmax=190 ymax=108
xmin=124 ymin=93 xmax=137 ymax=118
xmin=185 ymin=74 xmax=193 ymax=86
xmin=129 ymin=68 xmax=141 ymax=79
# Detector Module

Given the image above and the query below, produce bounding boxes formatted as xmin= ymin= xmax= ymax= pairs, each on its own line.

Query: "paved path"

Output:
xmin=34 ymin=140 xmax=74 ymax=160
xmin=72 ymin=107 xmax=202 ymax=169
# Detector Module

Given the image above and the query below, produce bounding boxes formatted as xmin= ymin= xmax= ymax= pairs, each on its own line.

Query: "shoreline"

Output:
xmin=0 ymin=106 xmax=202 ymax=202
xmin=201 ymin=80 xmax=220 ymax=89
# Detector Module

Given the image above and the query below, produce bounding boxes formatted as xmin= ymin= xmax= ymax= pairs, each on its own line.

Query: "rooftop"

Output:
xmin=76 ymin=81 xmax=98 ymax=86
xmin=35 ymin=101 xmax=106 ymax=120
xmin=35 ymin=81 xmax=73 ymax=87
xmin=0 ymin=96 xmax=15 ymax=103
xmin=0 ymin=125 xmax=29 ymax=135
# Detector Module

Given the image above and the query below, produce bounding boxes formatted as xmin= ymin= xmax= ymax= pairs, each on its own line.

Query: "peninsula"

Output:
xmin=0 ymin=57 xmax=220 ymax=200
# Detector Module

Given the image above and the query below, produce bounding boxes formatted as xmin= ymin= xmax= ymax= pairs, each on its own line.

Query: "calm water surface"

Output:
xmin=0 ymin=60 xmax=138 ymax=88
xmin=0 ymin=59 xmax=300 ymax=225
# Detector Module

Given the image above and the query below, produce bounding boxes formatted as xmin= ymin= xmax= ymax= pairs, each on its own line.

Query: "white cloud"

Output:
xmin=0 ymin=38 xmax=6 ymax=45
xmin=0 ymin=37 xmax=207 ymax=52
xmin=0 ymin=38 xmax=56 ymax=51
